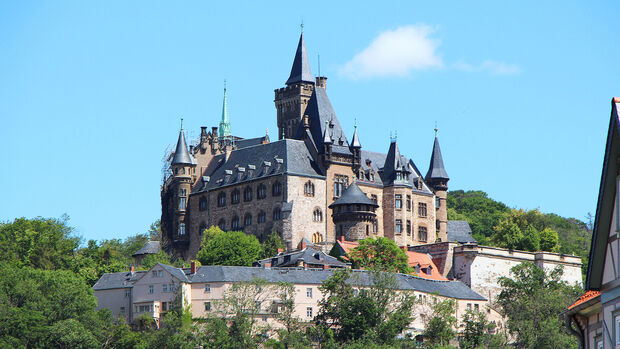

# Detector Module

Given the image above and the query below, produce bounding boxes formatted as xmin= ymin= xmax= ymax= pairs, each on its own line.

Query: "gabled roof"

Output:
xmin=196 ymin=139 xmax=323 ymax=193
xmin=447 ymin=221 xmax=477 ymax=243
xmin=285 ymin=33 xmax=314 ymax=85
xmin=586 ymin=98 xmax=620 ymax=290
xmin=381 ymin=141 xmax=410 ymax=186
xmin=302 ymin=87 xmax=351 ymax=155
xmin=132 ymin=241 xmax=161 ymax=257
xmin=172 ymin=130 xmax=193 ymax=165
xmin=425 ymin=136 xmax=449 ymax=181
xmin=253 ymin=247 xmax=347 ymax=268
xmin=568 ymin=290 xmax=600 ymax=310
xmin=329 ymin=181 xmax=378 ymax=208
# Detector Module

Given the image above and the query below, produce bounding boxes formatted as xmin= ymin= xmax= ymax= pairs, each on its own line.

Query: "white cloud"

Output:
xmin=453 ymin=60 xmax=521 ymax=76
xmin=339 ymin=25 xmax=443 ymax=79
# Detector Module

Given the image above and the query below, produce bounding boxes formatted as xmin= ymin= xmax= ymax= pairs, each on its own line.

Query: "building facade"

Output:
xmin=161 ymin=32 xmax=450 ymax=260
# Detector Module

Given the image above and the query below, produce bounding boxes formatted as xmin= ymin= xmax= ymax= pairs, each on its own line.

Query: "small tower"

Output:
xmin=350 ymin=124 xmax=362 ymax=172
xmin=329 ymin=182 xmax=379 ymax=241
xmin=425 ymin=130 xmax=449 ymax=242
xmin=274 ymin=31 xmax=315 ymax=140
xmin=168 ymin=123 xmax=196 ymax=254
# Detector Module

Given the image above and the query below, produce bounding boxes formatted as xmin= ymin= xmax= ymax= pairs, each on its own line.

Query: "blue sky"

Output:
xmin=1 ymin=1 xmax=618 ymax=242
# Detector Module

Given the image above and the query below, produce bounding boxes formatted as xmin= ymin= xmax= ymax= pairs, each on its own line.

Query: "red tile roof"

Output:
xmin=334 ymin=240 xmax=447 ymax=281
xmin=568 ymin=290 xmax=600 ymax=310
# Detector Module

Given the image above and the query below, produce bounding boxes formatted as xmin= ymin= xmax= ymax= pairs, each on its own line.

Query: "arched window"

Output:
xmin=231 ymin=216 xmax=240 ymax=230
xmin=312 ymin=232 xmax=323 ymax=244
xmin=231 ymin=189 xmax=240 ymax=204
xmin=312 ymin=208 xmax=323 ymax=222
xmin=257 ymin=184 xmax=267 ymax=199
xmin=199 ymin=196 xmax=208 ymax=211
xmin=244 ymin=213 xmax=252 ymax=226
xmin=218 ymin=219 xmax=226 ymax=231
xmin=304 ymin=181 xmax=315 ymax=196
xmin=244 ymin=186 xmax=253 ymax=202
xmin=258 ymin=211 xmax=266 ymax=223
xmin=273 ymin=207 xmax=281 ymax=221
xmin=272 ymin=181 xmax=282 ymax=196
xmin=217 ymin=192 xmax=226 ymax=207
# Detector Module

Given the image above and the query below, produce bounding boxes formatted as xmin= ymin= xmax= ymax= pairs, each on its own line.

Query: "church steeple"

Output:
xmin=285 ymin=32 xmax=314 ymax=86
xmin=219 ymin=83 xmax=231 ymax=138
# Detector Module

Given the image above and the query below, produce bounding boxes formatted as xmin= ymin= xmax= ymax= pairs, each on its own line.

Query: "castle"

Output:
xmin=160 ymin=32 xmax=450 ymax=260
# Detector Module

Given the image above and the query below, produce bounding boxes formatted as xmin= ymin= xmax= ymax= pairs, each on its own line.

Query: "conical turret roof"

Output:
xmin=425 ymin=136 xmax=449 ymax=180
xmin=286 ymin=33 xmax=314 ymax=85
xmin=172 ymin=129 xmax=192 ymax=165
xmin=329 ymin=182 xmax=378 ymax=208
xmin=350 ymin=126 xmax=361 ymax=148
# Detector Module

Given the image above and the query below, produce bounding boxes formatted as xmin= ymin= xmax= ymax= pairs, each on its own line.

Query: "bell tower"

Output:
xmin=274 ymin=30 xmax=315 ymax=139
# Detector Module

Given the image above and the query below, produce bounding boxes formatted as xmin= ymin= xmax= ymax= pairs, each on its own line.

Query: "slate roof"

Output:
xmin=132 ymin=241 xmax=161 ymax=257
xmin=195 ymin=139 xmax=323 ymax=193
xmin=286 ymin=33 xmax=314 ymax=85
xmin=447 ymin=221 xmax=477 ymax=243
xmin=357 ymin=150 xmax=433 ymax=195
xmin=329 ymin=181 xmax=378 ymax=208
xmin=253 ymin=247 xmax=348 ymax=268
xmin=382 ymin=141 xmax=410 ymax=186
xmin=172 ymin=130 xmax=193 ymax=165
xmin=235 ymin=135 xmax=268 ymax=149
xmin=301 ymin=87 xmax=351 ymax=155
xmin=93 ymin=271 xmax=146 ymax=290
xmin=350 ymin=127 xmax=361 ymax=148
xmin=425 ymin=136 xmax=449 ymax=180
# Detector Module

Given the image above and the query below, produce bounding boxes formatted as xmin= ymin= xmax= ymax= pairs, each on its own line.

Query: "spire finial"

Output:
xmin=224 ymin=79 xmax=227 ymax=93
xmin=434 ymin=121 xmax=438 ymax=137
xmin=301 ymin=20 xmax=304 ymax=33
xmin=354 ymin=117 xmax=357 ymax=128
xmin=180 ymin=117 xmax=184 ymax=131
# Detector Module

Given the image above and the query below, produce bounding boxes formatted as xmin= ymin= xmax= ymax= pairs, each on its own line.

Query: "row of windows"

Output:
xmin=304 ymin=181 xmax=315 ymax=196
xmin=202 ymin=301 xmax=314 ymax=318
xmin=216 ymin=209 xmax=281 ymax=231
xmin=394 ymin=195 xmax=427 ymax=217
xmin=148 ymin=283 xmax=176 ymax=294
xmin=214 ymin=182 xmax=282 ymax=208
xmin=395 ymin=220 xmax=428 ymax=241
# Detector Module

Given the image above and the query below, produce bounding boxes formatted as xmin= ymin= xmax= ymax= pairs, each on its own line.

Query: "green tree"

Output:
xmin=315 ymin=269 xmax=415 ymax=345
xmin=459 ymin=308 xmax=500 ymax=349
xmin=144 ymin=292 xmax=195 ymax=349
xmin=520 ymin=225 xmax=541 ymax=252
xmin=446 ymin=190 xmax=511 ymax=240
xmin=422 ymin=299 xmax=457 ymax=347
xmin=497 ymin=263 xmax=581 ymax=349
xmin=197 ymin=227 xmax=263 ymax=266
xmin=539 ymin=227 xmax=559 ymax=252
xmin=261 ymin=231 xmax=286 ymax=259
xmin=490 ymin=218 xmax=523 ymax=250
xmin=347 ymin=237 xmax=413 ymax=274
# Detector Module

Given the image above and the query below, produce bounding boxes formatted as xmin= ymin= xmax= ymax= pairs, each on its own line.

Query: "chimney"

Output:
xmin=264 ymin=262 xmax=271 ymax=268
xmin=190 ymin=261 xmax=197 ymax=274
xmin=211 ymin=127 xmax=218 ymax=139
xmin=277 ymin=248 xmax=284 ymax=254
xmin=300 ymin=241 xmax=307 ymax=250
xmin=323 ymin=264 xmax=330 ymax=270
xmin=337 ymin=235 xmax=345 ymax=243
xmin=130 ymin=266 xmax=135 ymax=276
xmin=316 ymin=76 xmax=327 ymax=89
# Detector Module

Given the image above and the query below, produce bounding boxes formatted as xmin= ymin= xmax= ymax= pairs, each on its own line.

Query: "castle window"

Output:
xmin=199 ymin=196 xmax=208 ymax=211
xmin=257 ymin=184 xmax=267 ymax=199
xmin=217 ymin=192 xmax=226 ymax=207
xmin=179 ymin=188 xmax=187 ymax=197
xmin=406 ymin=195 xmax=411 ymax=211
xmin=371 ymin=194 xmax=378 ymax=204
xmin=373 ymin=222 xmax=378 ymax=233
xmin=218 ymin=219 xmax=226 ymax=230
xmin=231 ymin=189 xmax=240 ymax=204
xmin=313 ymin=208 xmax=323 ymax=222
xmin=204 ymin=302 xmax=211 ymax=312
xmin=406 ymin=220 xmax=411 ymax=236
xmin=178 ymin=197 xmax=186 ymax=211
xmin=395 ymin=195 xmax=402 ymax=209
xmin=231 ymin=216 xmax=240 ymax=230
xmin=244 ymin=213 xmax=252 ymax=226
xmin=418 ymin=203 xmax=427 ymax=217
xmin=258 ymin=211 xmax=266 ymax=223
xmin=312 ymin=232 xmax=323 ymax=244
xmin=273 ymin=208 xmax=281 ymax=221
xmin=272 ymin=181 xmax=282 ymax=196
xmin=178 ymin=223 xmax=185 ymax=236
xmin=418 ymin=226 xmax=428 ymax=242
xmin=333 ymin=175 xmax=348 ymax=197
xmin=436 ymin=197 xmax=440 ymax=208
xmin=396 ymin=172 xmax=402 ymax=181
xmin=366 ymin=225 xmax=369 ymax=236
xmin=304 ymin=181 xmax=315 ymax=196
xmin=395 ymin=220 xmax=402 ymax=235
xmin=436 ymin=219 xmax=440 ymax=230
xmin=244 ymin=186 xmax=253 ymax=202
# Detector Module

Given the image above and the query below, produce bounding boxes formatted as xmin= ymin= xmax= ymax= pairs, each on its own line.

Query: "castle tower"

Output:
xmin=275 ymin=32 xmax=315 ymax=139
xmin=350 ymin=125 xmax=362 ymax=173
xmin=329 ymin=182 xmax=379 ymax=241
xmin=425 ymin=132 xmax=449 ymax=242
xmin=164 ymin=125 xmax=196 ymax=257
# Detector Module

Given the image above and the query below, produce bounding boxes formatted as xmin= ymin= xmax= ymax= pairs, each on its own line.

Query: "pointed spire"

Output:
xmin=350 ymin=124 xmax=361 ymax=148
xmin=322 ymin=120 xmax=332 ymax=144
xmin=426 ymin=135 xmax=449 ymax=181
xmin=219 ymin=81 xmax=231 ymax=138
xmin=286 ymin=32 xmax=314 ymax=85
xmin=172 ymin=120 xmax=192 ymax=165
